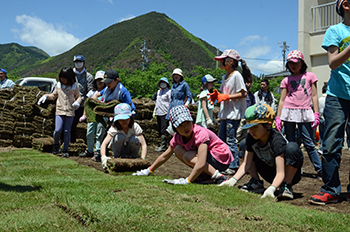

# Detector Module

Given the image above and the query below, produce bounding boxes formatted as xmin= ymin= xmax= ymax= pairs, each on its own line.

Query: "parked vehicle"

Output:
xmin=15 ymin=77 xmax=57 ymax=93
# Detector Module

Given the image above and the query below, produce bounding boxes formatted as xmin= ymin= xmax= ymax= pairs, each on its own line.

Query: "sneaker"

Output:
xmin=214 ymin=175 xmax=229 ymax=185
xmin=220 ymin=168 xmax=237 ymax=175
xmin=62 ymin=152 xmax=69 ymax=158
xmin=240 ymin=177 xmax=264 ymax=193
xmin=309 ymin=191 xmax=338 ymax=205
xmin=52 ymin=144 xmax=59 ymax=155
xmin=91 ymin=154 xmax=101 ymax=162
xmin=79 ymin=150 xmax=93 ymax=157
xmin=278 ymin=182 xmax=293 ymax=200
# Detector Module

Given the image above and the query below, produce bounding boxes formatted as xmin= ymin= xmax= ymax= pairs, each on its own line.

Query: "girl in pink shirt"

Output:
xmin=133 ymin=105 xmax=233 ymax=185
xmin=276 ymin=50 xmax=322 ymax=178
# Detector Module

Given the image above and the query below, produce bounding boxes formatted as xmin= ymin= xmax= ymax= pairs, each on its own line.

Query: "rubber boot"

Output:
xmin=155 ymin=135 xmax=167 ymax=152
xmin=52 ymin=144 xmax=59 ymax=155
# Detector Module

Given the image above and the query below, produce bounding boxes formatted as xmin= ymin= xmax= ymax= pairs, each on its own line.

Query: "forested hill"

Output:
xmin=2 ymin=11 xmax=219 ymax=78
xmin=0 ymin=43 xmax=50 ymax=76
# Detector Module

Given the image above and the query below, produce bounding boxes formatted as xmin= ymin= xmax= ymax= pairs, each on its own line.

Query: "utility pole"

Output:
xmin=278 ymin=41 xmax=290 ymax=70
xmin=140 ymin=39 xmax=150 ymax=72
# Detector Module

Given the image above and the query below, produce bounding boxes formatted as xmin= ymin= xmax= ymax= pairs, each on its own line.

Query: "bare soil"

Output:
xmin=67 ymin=145 xmax=350 ymax=215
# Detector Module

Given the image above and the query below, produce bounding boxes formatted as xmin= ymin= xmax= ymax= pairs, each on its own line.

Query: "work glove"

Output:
xmin=275 ymin=117 xmax=282 ymax=132
xmin=218 ymin=177 xmax=237 ymax=187
xmin=261 ymin=185 xmax=276 ymax=199
xmin=207 ymin=89 xmax=219 ymax=105
xmin=79 ymin=114 xmax=86 ymax=122
xmin=311 ymin=112 xmax=320 ymax=130
xmin=72 ymin=101 xmax=80 ymax=110
xmin=217 ymin=93 xmax=230 ymax=103
xmin=132 ymin=167 xmax=152 ymax=176
xmin=37 ymin=95 xmax=47 ymax=105
xmin=101 ymin=155 xmax=111 ymax=170
xmin=162 ymin=178 xmax=190 ymax=185
xmin=206 ymin=118 xmax=214 ymax=127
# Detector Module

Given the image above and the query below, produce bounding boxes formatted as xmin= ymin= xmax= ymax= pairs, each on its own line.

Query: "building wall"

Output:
xmin=298 ymin=0 xmax=338 ymax=96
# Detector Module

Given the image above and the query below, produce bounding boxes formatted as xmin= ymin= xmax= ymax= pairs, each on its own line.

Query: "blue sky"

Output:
xmin=1 ymin=0 xmax=298 ymax=76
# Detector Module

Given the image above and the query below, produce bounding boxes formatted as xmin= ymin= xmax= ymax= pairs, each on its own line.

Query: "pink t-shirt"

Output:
xmin=169 ymin=124 xmax=233 ymax=165
xmin=280 ymin=72 xmax=318 ymax=109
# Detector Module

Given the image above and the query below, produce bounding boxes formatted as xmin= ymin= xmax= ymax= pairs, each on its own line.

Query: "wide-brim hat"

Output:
xmin=171 ymin=68 xmax=183 ymax=78
xmin=114 ymin=103 xmax=133 ymax=122
xmin=157 ymin=77 xmax=170 ymax=88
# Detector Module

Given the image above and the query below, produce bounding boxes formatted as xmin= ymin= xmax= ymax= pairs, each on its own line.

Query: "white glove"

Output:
xmin=206 ymin=118 xmax=214 ymax=127
xmin=101 ymin=155 xmax=111 ymax=170
xmin=37 ymin=95 xmax=47 ymax=105
xmin=132 ymin=168 xmax=152 ymax=176
xmin=72 ymin=101 xmax=80 ymax=110
xmin=218 ymin=177 xmax=237 ymax=187
xmin=261 ymin=185 xmax=276 ymax=199
xmin=79 ymin=115 xmax=86 ymax=122
xmin=162 ymin=178 xmax=190 ymax=185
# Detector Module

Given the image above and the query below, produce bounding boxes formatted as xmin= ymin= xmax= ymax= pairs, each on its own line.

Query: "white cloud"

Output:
xmin=12 ymin=15 xmax=81 ymax=56
xmin=253 ymin=60 xmax=284 ymax=75
xmin=240 ymin=35 xmax=267 ymax=45
xmin=118 ymin=15 xmax=135 ymax=23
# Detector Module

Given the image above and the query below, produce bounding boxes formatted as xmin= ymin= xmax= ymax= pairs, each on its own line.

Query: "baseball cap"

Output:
xmin=101 ymin=69 xmax=119 ymax=83
xmin=0 ymin=69 xmax=6 ymax=74
xmin=201 ymin=74 xmax=217 ymax=84
xmin=73 ymin=55 xmax=85 ymax=62
xmin=214 ymin=49 xmax=241 ymax=61
xmin=113 ymin=103 xmax=133 ymax=122
xmin=171 ymin=68 xmax=183 ymax=77
xmin=241 ymin=104 xmax=275 ymax=129
xmin=336 ymin=0 xmax=345 ymax=15
xmin=169 ymin=105 xmax=193 ymax=128
xmin=286 ymin=50 xmax=304 ymax=63
xmin=94 ymin=70 xmax=105 ymax=80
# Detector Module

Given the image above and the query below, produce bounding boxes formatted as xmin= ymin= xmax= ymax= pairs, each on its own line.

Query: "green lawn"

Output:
xmin=0 ymin=149 xmax=349 ymax=231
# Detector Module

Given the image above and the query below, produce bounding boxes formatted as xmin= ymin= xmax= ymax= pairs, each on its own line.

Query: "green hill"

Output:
xmin=0 ymin=43 xmax=50 ymax=77
xmin=4 ymin=11 xmax=219 ymax=78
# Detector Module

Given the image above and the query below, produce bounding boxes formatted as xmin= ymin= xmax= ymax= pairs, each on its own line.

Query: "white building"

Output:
xmin=298 ymin=0 xmax=341 ymax=96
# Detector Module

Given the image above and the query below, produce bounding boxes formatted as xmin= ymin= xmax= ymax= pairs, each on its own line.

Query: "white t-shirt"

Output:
xmin=219 ymin=71 xmax=247 ymax=120
xmin=107 ymin=122 xmax=143 ymax=140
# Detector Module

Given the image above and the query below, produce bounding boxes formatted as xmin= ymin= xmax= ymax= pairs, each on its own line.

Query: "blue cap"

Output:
xmin=157 ymin=77 xmax=170 ymax=88
xmin=0 ymin=69 xmax=6 ymax=74
xmin=201 ymin=74 xmax=216 ymax=84
xmin=73 ymin=55 xmax=85 ymax=62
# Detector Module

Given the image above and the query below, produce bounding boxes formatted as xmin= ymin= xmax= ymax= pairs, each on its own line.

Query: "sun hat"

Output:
xmin=101 ymin=69 xmax=119 ymax=84
xmin=336 ymin=0 xmax=345 ymax=15
xmin=286 ymin=50 xmax=304 ymax=63
xmin=114 ymin=103 xmax=133 ymax=122
xmin=169 ymin=105 xmax=193 ymax=128
xmin=171 ymin=68 xmax=183 ymax=77
xmin=94 ymin=70 xmax=105 ymax=80
xmin=214 ymin=49 xmax=241 ymax=61
xmin=73 ymin=55 xmax=85 ymax=62
xmin=0 ymin=69 xmax=6 ymax=74
xmin=241 ymin=104 xmax=275 ymax=129
xmin=157 ymin=77 xmax=170 ymax=88
xmin=201 ymin=74 xmax=217 ymax=84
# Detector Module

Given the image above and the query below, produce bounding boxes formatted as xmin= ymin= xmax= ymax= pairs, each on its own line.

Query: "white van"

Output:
xmin=15 ymin=77 xmax=57 ymax=93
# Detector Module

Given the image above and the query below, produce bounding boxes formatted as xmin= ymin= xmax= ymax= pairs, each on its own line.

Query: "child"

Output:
xmin=132 ymin=105 xmax=233 ymax=185
xmin=37 ymin=67 xmax=82 ymax=158
xmin=275 ymin=50 xmax=322 ymax=179
xmin=196 ymin=74 xmax=217 ymax=129
xmin=208 ymin=49 xmax=248 ymax=175
xmin=310 ymin=0 xmax=350 ymax=205
xmin=220 ymin=104 xmax=304 ymax=200
xmin=78 ymin=70 xmax=107 ymax=161
xmin=100 ymin=103 xmax=147 ymax=169
xmin=153 ymin=77 xmax=171 ymax=152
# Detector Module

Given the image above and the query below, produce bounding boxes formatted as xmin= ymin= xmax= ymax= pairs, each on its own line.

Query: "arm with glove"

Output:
xmin=208 ymin=89 xmax=246 ymax=105
xmin=261 ymin=155 xmax=285 ymax=199
xmin=72 ymin=87 xmax=83 ymax=111
xmin=100 ymin=134 xmax=113 ymax=170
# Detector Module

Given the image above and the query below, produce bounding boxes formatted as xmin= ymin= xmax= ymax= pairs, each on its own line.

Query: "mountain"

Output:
xmin=3 ymin=11 xmax=219 ymax=78
xmin=0 ymin=43 xmax=50 ymax=75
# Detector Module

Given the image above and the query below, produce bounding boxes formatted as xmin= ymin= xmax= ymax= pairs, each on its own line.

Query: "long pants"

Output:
xmin=70 ymin=107 xmax=84 ymax=143
xmin=110 ymin=134 xmax=140 ymax=158
xmin=54 ymin=115 xmax=74 ymax=152
xmin=86 ymin=122 xmax=106 ymax=153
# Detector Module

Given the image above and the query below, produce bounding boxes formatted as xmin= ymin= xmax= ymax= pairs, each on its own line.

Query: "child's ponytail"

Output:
xmin=240 ymin=59 xmax=252 ymax=83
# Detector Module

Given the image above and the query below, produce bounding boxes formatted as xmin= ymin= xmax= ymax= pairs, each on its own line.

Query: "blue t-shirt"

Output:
xmin=322 ymin=22 xmax=350 ymax=100
xmin=101 ymin=82 xmax=135 ymax=111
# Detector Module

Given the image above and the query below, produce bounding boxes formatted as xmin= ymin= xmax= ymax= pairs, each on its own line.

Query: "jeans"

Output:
xmin=320 ymin=95 xmax=350 ymax=196
xmin=53 ymin=115 xmax=74 ymax=152
xmin=284 ymin=121 xmax=322 ymax=173
xmin=218 ymin=119 xmax=240 ymax=169
xmin=86 ymin=122 xmax=106 ymax=153
xmin=319 ymin=117 xmax=325 ymax=147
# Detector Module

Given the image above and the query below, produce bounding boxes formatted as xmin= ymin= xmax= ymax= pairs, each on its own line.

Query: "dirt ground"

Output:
xmin=66 ymin=145 xmax=350 ymax=215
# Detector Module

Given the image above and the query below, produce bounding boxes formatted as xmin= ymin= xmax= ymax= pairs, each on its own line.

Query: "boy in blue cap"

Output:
xmin=0 ymin=69 xmax=15 ymax=89
xmin=220 ymin=104 xmax=304 ymax=200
